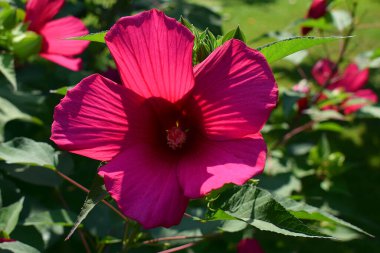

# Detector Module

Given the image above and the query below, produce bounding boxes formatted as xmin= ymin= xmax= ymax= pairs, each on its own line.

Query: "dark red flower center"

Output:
xmin=166 ymin=122 xmax=187 ymax=150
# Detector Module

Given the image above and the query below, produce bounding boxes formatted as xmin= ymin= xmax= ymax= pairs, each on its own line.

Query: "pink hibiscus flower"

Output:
xmin=51 ymin=10 xmax=278 ymax=228
xmin=301 ymin=0 xmax=328 ymax=35
xmin=25 ymin=0 xmax=90 ymax=71
xmin=312 ymin=59 xmax=378 ymax=114
xmin=237 ymin=239 xmax=265 ymax=253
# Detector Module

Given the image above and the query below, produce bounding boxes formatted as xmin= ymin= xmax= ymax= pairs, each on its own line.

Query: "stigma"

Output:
xmin=166 ymin=122 xmax=187 ymax=150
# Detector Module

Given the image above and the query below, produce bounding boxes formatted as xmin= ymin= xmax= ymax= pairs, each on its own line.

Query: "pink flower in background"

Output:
xmin=312 ymin=59 xmax=378 ymax=114
xmin=0 ymin=238 xmax=16 ymax=243
xmin=51 ymin=10 xmax=278 ymax=228
xmin=237 ymin=239 xmax=265 ymax=253
xmin=301 ymin=0 xmax=328 ymax=35
xmin=293 ymin=79 xmax=310 ymax=112
xmin=25 ymin=0 xmax=89 ymax=71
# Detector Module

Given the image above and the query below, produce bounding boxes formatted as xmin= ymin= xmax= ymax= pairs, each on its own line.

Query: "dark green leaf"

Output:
xmin=207 ymin=184 xmax=330 ymax=238
xmin=0 ymin=137 xmax=56 ymax=170
xmin=0 ymin=54 xmax=17 ymax=90
xmin=66 ymin=174 xmax=108 ymax=240
xmin=0 ymin=241 xmax=40 ymax=253
xmin=276 ymin=197 xmax=373 ymax=238
xmin=69 ymin=31 xmax=107 ymax=43
xmin=0 ymin=197 xmax=24 ymax=234
xmin=257 ymin=36 xmax=344 ymax=63
xmin=0 ymin=7 xmax=17 ymax=30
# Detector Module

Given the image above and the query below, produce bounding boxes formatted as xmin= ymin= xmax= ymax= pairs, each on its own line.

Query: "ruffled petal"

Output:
xmin=333 ymin=64 xmax=369 ymax=92
xmin=98 ymin=143 xmax=189 ymax=228
xmin=51 ymin=74 xmax=147 ymax=161
xmin=105 ymin=9 xmax=194 ymax=103
xmin=39 ymin=17 xmax=89 ymax=56
xmin=25 ymin=0 xmax=64 ymax=32
xmin=188 ymin=39 xmax=277 ymax=140
xmin=40 ymin=53 xmax=82 ymax=71
xmin=342 ymin=89 xmax=378 ymax=114
xmin=178 ymin=134 xmax=267 ymax=198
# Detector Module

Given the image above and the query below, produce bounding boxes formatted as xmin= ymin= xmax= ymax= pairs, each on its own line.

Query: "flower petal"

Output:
xmin=178 ymin=134 xmax=267 ymax=198
xmin=51 ymin=74 xmax=146 ymax=161
xmin=105 ymin=9 xmax=194 ymax=103
xmin=188 ymin=39 xmax=278 ymax=140
xmin=301 ymin=0 xmax=328 ymax=35
xmin=40 ymin=53 xmax=82 ymax=71
xmin=25 ymin=0 xmax=64 ymax=32
xmin=311 ymin=58 xmax=336 ymax=86
xmin=98 ymin=143 xmax=189 ymax=228
xmin=39 ymin=17 xmax=89 ymax=56
xmin=237 ymin=239 xmax=265 ymax=253
xmin=342 ymin=89 xmax=378 ymax=114
xmin=332 ymin=64 xmax=369 ymax=92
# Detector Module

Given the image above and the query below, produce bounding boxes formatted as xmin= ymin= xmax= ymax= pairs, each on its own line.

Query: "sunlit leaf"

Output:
xmin=0 ymin=241 xmax=40 ymax=253
xmin=23 ymin=209 xmax=75 ymax=227
xmin=0 ymin=137 xmax=56 ymax=170
xmin=257 ymin=36 xmax=344 ymax=63
xmin=68 ymin=31 xmax=107 ymax=43
xmin=207 ymin=184 xmax=330 ymax=238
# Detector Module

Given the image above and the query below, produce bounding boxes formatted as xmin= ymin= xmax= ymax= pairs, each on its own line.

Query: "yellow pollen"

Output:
xmin=166 ymin=126 xmax=187 ymax=150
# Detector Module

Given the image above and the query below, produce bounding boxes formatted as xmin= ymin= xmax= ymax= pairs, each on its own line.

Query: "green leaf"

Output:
xmin=0 ymin=97 xmax=41 ymax=141
xmin=304 ymin=108 xmax=344 ymax=122
xmin=313 ymin=122 xmax=344 ymax=132
xmin=0 ymin=7 xmax=17 ymax=30
xmin=0 ymin=241 xmax=40 ymax=253
xmin=0 ymin=197 xmax=24 ymax=234
xmin=50 ymin=86 xmax=73 ymax=96
xmin=207 ymin=184 xmax=330 ymax=238
xmin=23 ymin=209 xmax=75 ymax=227
xmin=276 ymin=197 xmax=373 ymax=238
xmin=222 ymin=26 xmax=246 ymax=43
xmin=257 ymin=36 xmax=344 ymax=64
xmin=330 ymin=10 xmax=352 ymax=32
xmin=0 ymin=137 xmax=56 ymax=170
xmin=297 ymin=18 xmax=334 ymax=31
xmin=0 ymin=53 xmax=17 ymax=90
xmin=66 ymin=174 xmax=108 ymax=240
xmin=68 ymin=31 xmax=107 ymax=43
xmin=357 ymin=105 xmax=380 ymax=119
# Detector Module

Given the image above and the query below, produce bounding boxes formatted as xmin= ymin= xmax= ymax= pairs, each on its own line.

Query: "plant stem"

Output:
xmin=158 ymin=242 xmax=196 ymax=253
xmin=142 ymin=235 xmax=204 ymax=245
xmin=55 ymin=170 xmax=129 ymax=222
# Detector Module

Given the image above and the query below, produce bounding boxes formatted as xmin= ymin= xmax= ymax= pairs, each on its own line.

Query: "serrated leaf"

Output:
xmin=0 ymin=137 xmax=56 ymax=170
xmin=0 ymin=53 xmax=17 ymax=90
xmin=68 ymin=31 xmax=107 ymax=43
xmin=0 ymin=97 xmax=41 ymax=142
xmin=276 ymin=197 xmax=373 ymax=238
xmin=23 ymin=209 xmax=75 ymax=227
xmin=0 ymin=197 xmax=24 ymax=234
xmin=0 ymin=241 xmax=40 ymax=253
xmin=66 ymin=174 xmax=108 ymax=240
xmin=207 ymin=184 xmax=330 ymax=238
xmin=257 ymin=36 xmax=344 ymax=63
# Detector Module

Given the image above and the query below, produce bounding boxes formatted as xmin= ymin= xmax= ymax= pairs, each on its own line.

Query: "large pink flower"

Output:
xmin=237 ymin=239 xmax=265 ymax=253
xmin=51 ymin=10 xmax=278 ymax=228
xmin=25 ymin=0 xmax=89 ymax=71
xmin=312 ymin=59 xmax=378 ymax=114
xmin=301 ymin=0 xmax=328 ymax=35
